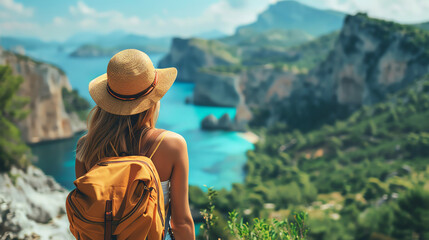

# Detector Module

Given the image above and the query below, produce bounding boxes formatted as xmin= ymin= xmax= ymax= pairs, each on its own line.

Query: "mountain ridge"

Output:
xmin=236 ymin=0 xmax=345 ymax=37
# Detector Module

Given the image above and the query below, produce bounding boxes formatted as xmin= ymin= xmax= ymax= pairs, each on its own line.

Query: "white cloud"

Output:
xmin=1 ymin=0 xmax=429 ymax=41
xmin=32 ymin=0 xmax=270 ymax=39
xmin=0 ymin=0 xmax=33 ymax=17
xmin=297 ymin=0 xmax=429 ymax=23
xmin=140 ymin=0 xmax=269 ymax=37
xmin=65 ymin=1 xmax=143 ymax=32
xmin=0 ymin=0 xmax=35 ymax=38
xmin=53 ymin=17 xmax=65 ymax=26
xmin=0 ymin=21 xmax=38 ymax=32
xmin=69 ymin=1 xmax=96 ymax=16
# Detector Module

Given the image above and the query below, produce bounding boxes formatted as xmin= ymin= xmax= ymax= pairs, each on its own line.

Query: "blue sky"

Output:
xmin=1 ymin=0 xmax=429 ymax=41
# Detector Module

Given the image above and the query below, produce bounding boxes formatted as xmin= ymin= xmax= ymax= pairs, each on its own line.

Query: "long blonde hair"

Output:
xmin=77 ymin=102 xmax=158 ymax=170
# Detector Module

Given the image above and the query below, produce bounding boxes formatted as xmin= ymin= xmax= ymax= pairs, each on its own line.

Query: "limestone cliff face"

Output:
xmin=239 ymin=66 xmax=299 ymax=107
xmin=306 ymin=13 xmax=429 ymax=106
xmin=0 ymin=48 xmax=86 ymax=143
xmin=193 ymin=65 xmax=299 ymax=109
xmin=265 ymin=13 xmax=429 ymax=128
xmin=194 ymin=65 xmax=299 ymax=130
xmin=158 ymin=38 xmax=239 ymax=82
xmin=193 ymin=72 xmax=242 ymax=107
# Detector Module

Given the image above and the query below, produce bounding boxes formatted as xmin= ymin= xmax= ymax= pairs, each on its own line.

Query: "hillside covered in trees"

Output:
xmin=191 ymin=73 xmax=429 ymax=240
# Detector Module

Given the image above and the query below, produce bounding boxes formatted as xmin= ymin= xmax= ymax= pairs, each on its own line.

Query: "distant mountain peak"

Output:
xmin=236 ymin=0 xmax=345 ymax=37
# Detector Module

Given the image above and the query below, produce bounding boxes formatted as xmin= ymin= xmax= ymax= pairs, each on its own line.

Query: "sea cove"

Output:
xmin=27 ymin=48 xmax=254 ymax=190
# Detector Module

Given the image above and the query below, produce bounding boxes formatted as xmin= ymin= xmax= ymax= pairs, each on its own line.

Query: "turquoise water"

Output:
xmin=27 ymin=48 xmax=254 ymax=190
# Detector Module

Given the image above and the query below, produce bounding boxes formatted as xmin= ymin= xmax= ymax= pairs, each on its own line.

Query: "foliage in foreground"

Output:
xmin=198 ymin=187 xmax=309 ymax=240
xmin=227 ymin=211 xmax=308 ymax=240
xmin=0 ymin=65 xmax=30 ymax=172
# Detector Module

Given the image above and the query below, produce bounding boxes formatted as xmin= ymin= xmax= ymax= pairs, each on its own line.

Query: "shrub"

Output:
xmin=227 ymin=211 xmax=308 ymax=240
xmin=198 ymin=187 xmax=309 ymax=240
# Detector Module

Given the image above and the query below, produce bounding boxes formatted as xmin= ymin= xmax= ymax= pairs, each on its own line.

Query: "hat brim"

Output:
xmin=89 ymin=67 xmax=177 ymax=115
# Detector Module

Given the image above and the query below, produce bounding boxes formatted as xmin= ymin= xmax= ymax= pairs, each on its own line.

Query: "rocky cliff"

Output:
xmin=158 ymin=38 xmax=240 ymax=82
xmin=0 ymin=166 xmax=72 ymax=239
xmin=193 ymin=71 xmax=242 ymax=107
xmin=0 ymin=48 xmax=86 ymax=143
xmin=272 ymin=13 xmax=429 ymax=129
xmin=309 ymin=13 xmax=429 ymax=106
xmin=193 ymin=65 xmax=300 ymax=106
xmin=193 ymin=13 xmax=429 ymax=130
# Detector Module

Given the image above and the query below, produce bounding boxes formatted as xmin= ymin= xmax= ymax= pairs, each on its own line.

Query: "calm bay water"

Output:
xmin=27 ymin=47 xmax=253 ymax=190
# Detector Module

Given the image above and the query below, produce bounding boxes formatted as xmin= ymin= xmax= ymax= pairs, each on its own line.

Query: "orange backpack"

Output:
xmin=66 ymin=129 xmax=169 ymax=240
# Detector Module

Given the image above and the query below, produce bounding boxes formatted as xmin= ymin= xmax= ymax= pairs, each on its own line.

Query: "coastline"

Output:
xmin=237 ymin=131 xmax=260 ymax=144
xmin=28 ymin=129 xmax=86 ymax=146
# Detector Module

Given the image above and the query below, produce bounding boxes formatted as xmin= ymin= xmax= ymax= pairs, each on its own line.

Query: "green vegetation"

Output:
xmin=197 ymin=187 xmax=309 ymax=240
xmin=227 ymin=211 xmax=308 ymax=240
xmin=7 ymin=172 xmax=20 ymax=186
xmin=221 ymin=29 xmax=314 ymax=49
xmin=242 ymin=31 xmax=338 ymax=70
xmin=353 ymin=13 xmax=429 ymax=65
xmin=285 ymin=32 xmax=339 ymax=70
xmin=200 ymin=31 xmax=339 ymax=75
xmin=191 ymin=74 xmax=429 ymax=240
xmin=0 ymin=65 xmax=30 ymax=171
xmin=415 ymin=22 xmax=429 ymax=32
xmin=200 ymin=186 xmax=220 ymax=239
xmin=190 ymin=38 xmax=240 ymax=64
xmin=202 ymin=64 xmax=248 ymax=74
xmin=62 ymin=87 xmax=91 ymax=121
xmin=196 ymin=26 xmax=340 ymax=76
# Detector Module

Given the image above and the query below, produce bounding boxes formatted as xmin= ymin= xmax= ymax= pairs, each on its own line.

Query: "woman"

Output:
xmin=74 ymin=49 xmax=195 ymax=239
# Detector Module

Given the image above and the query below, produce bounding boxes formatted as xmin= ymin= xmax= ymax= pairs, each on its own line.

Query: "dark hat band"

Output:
xmin=106 ymin=71 xmax=158 ymax=101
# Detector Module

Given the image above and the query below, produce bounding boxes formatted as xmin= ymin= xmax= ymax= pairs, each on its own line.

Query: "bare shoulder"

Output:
xmin=158 ymin=131 xmax=188 ymax=171
xmin=157 ymin=130 xmax=187 ymax=154
xmin=163 ymin=131 xmax=187 ymax=148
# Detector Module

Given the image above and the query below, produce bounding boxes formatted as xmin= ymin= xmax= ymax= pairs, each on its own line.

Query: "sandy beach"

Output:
xmin=237 ymin=131 xmax=260 ymax=144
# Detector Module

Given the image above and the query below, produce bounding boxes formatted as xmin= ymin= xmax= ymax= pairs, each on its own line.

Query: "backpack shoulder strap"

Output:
xmin=140 ymin=128 xmax=168 ymax=158
xmin=149 ymin=131 xmax=169 ymax=159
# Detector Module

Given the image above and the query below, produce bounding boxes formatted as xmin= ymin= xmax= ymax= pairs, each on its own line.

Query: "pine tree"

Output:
xmin=0 ymin=65 xmax=30 ymax=171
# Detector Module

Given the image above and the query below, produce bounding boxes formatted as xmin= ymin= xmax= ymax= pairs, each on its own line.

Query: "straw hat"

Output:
xmin=89 ymin=49 xmax=177 ymax=115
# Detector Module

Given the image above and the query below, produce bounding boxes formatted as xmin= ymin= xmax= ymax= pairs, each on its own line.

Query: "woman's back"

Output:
xmin=72 ymin=49 xmax=195 ymax=239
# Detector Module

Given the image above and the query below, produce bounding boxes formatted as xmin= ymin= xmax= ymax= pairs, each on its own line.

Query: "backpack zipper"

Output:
xmin=68 ymin=189 xmax=103 ymax=224
xmin=68 ymin=183 xmax=151 ymax=225
xmin=118 ymin=184 xmax=152 ymax=224
xmin=97 ymin=160 xmax=165 ymax=226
